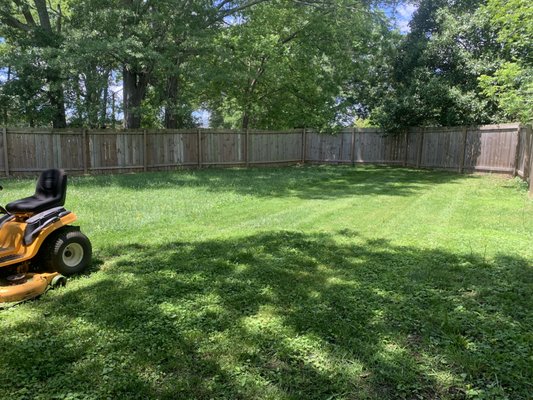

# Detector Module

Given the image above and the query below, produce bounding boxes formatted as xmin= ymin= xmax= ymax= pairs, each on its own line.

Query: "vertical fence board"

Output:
xmin=419 ymin=128 xmax=463 ymax=169
xmin=406 ymin=129 xmax=419 ymax=166
xmin=59 ymin=133 xmax=83 ymax=170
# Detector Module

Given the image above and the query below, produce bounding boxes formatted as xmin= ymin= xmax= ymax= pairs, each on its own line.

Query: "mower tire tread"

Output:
xmin=42 ymin=228 xmax=92 ymax=276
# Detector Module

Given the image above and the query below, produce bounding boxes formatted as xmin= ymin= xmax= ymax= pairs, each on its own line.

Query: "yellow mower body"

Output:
xmin=0 ymin=169 xmax=91 ymax=306
xmin=0 ymin=212 xmax=77 ymax=268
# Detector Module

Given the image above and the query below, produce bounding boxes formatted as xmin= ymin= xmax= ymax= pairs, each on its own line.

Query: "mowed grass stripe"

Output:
xmin=0 ymin=166 xmax=531 ymax=400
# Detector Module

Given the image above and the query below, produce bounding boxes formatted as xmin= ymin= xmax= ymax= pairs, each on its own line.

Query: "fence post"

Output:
xmin=527 ymin=125 xmax=533 ymax=198
xmin=416 ymin=128 xmax=424 ymax=168
xmin=351 ymin=127 xmax=356 ymax=166
xmin=2 ymin=127 xmax=9 ymax=177
xmin=197 ymin=128 xmax=202 ymax=168
xmin=529 ymin=139 xmax=533 ymax=198
xmin=301 ymin=128 xmax=307 ymax=164
xmin=143 ymin=129 xmax=148 ymax=172
xmin=50 ymin=129 xmax=55 ymax=169
xmin=459 ymin=127 xmax=468 ymax=174
xmin=245 ymin=129 xmax=249 ymax=167
xmin=513 ymin=125 xmax=522 ymax=177
xmin=403 ymin=130 xmax=408 ymax=167
xmin=525 ymin=125 xmax=532 ymax=181
xmin=82 ymin=128 xmax=88 ymax=174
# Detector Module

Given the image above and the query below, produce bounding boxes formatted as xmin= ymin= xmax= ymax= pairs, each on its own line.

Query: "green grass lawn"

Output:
xmin=0 ymin=166 xmax=532 ymax=400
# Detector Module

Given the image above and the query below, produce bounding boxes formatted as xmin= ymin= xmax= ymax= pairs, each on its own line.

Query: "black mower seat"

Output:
xmin=6 ymin=169 xmax=67 ymax=215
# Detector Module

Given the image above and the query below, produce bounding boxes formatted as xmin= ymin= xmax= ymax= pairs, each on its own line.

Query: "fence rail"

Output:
xmin=1 ymin=124 xmax=532 ymax=196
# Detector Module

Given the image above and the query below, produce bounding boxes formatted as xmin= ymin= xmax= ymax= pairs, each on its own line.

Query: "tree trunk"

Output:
xmin=164 ymin=75 xmax=179 ymax=129
xmin=100 ymin=72 xmax=109 ymax=128
xmin=34 ymin=0 xmax=52 ymax=32
xmin=85 ymin=78 xmax=99 ymax=128
xmin=3 ymin=66 xmax=10 ymax=125
xmin=242 ymin=111 xmax=250 ymax=130
xmin=123 ymin=66 xmax=148 ymax=129
xmin=35 ymin=0 xmax=66 ymax=128
xmin=240 ymin=60 xmax=266 ymax=130
xmin=51 ymin=94 xmax=67 ymax=128
xmin=48 ymin=80 xmax=67 ymax=128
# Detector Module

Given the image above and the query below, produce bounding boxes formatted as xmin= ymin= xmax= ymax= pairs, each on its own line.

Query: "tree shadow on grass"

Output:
xmin=1 ymin=231 xmax=531 ymax=399
xmin=70 ymin=165 xmax=472 ymax=200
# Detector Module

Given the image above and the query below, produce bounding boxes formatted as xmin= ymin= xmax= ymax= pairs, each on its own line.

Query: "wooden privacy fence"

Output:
xmin=1 ymin=123 xmax=532 ymax=194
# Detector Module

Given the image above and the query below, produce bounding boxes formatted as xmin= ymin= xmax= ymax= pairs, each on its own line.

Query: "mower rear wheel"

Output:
xmin=44 ymin=229 xmax=92 ymax=276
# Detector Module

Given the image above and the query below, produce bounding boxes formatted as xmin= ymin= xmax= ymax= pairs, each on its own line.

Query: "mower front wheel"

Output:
xmin=45 ymin=229 xmax=92 ymax=276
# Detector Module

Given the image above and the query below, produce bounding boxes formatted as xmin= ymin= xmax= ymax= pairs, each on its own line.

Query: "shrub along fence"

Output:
xmin=1 ymin=123 xmax=532 ymax=195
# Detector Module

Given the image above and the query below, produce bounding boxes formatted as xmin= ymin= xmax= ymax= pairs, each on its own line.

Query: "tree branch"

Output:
xmin=12 ymin=0 xmax=36 ymax=25
xmin=220 ymin=0 xmax=270 ymax=17
xmin=216 ymin=0 xmax=233 ymax=11
xmin=0 ymin=11 xmax=32 ymax=32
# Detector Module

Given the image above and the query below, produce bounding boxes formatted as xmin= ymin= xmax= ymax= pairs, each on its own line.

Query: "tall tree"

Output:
xmin=371 ymin=0 xmax=504 ymax=132
xmin=478 ymin=0 xmax=532 ymax=122
xmin=204 ymin=0 xmax=390 ymax=130
xmin=0 ymin=0 xmax=68 ymax=127
xmin=68 ymin=0 xmax=273 ymax=129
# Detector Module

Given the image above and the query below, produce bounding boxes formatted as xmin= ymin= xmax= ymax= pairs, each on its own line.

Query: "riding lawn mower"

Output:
xmin=0 ymin=169 xmax=91 ymax=307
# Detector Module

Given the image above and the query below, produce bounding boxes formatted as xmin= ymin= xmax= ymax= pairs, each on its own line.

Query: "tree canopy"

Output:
xmin=0 ymin=0 xmax=531 ymax=130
